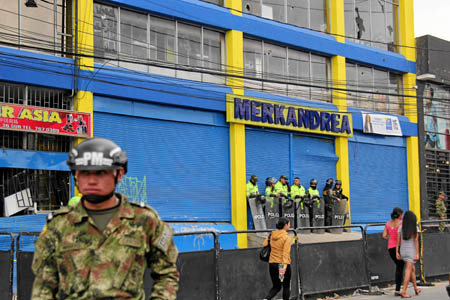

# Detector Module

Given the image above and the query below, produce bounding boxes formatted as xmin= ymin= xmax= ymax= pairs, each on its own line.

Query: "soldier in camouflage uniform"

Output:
xmin=436 ymin=191 xmax=447 ymax=232
xmin=32 ymin=138 xmax=179 ymax=300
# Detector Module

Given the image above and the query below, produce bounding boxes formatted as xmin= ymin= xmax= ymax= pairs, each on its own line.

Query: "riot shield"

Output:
xmin=311 ymin=196 xmax=325 ymax=234
xmin=329 ymin=199 xmax=347 ymax=234
xmin=265 ymin=197 xmax=280 ymax=229
xmin=281 ymin=196 xmax=295 ymax=228
xmin=295 ymin=199 xmax=311 ymax=233
xmin=247 ymin=195 xmax=267 ymax=236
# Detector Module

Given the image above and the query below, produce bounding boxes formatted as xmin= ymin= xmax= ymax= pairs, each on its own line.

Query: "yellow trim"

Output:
xmin=399 ymin=0 xmax=416 ymax=62
xmin=226 ymin=27 xmax=247 ymax=247
xmin=329 ymin=0 xmax=345 ymax=43
xmin=225 ymin=0 xmax=242 ymax=16
xmin=329 ymin=0 xmax=350 ymax=223
xmin=399 ymin=1 xmax=420 ymax=219
xmin=76 ymin=0 xmax=94 ymax=71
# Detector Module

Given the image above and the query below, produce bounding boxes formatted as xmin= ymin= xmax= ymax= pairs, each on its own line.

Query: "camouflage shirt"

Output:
xmin=31 ymin=194 xmax=179 ymax=300
xmin=436 ymin=198 xmax=447 ymax=218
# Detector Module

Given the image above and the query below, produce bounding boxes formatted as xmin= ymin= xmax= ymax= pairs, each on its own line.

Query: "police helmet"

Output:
xmin=310 ymin=179 xmax=318 ymax=186
xmin=335 ymin=180 xmax=342 ymax=186
xmin=67 ymin=137 xmax=128 ymax=174
xmin=267 ymin=177 xmax=277 ymax=186
xmin=326 ymin=178 xmax=334 ymax=186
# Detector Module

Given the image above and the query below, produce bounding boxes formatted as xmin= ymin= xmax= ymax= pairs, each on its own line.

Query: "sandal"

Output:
xmin=415 ymin=288 xmax=421 ymax=295
xmin=400 ymin=293 xmax=411 ymax=298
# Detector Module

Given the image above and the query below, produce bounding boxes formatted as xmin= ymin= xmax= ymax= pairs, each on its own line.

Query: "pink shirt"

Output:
xmin=386 ymin=221 xmax=401 ymax=249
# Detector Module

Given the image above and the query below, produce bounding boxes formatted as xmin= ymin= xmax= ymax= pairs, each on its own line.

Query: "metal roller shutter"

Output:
xmin=94 ymin=112 xmax=231 ymax=221
xmin=349 ymin=134 xmax=408 ymax=223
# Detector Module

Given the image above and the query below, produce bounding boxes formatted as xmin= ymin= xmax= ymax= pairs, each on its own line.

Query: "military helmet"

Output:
xmin=310 ymin=179 xmax=318 ymax=186
xmin=326 ymin=178 xmax=334 ymax=186
xmin=335 ymin=180 xmax=342 ymax=186
xmin=67 ymin=137 xmax=128 ymax=173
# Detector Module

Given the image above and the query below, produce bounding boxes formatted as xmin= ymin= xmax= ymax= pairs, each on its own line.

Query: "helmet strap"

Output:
xmin=82 ymin=191 xmax=115 ymax=204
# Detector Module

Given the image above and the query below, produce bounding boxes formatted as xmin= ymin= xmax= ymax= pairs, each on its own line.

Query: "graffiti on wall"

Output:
xmin=117 ymin=175 xmax=147 ymax=202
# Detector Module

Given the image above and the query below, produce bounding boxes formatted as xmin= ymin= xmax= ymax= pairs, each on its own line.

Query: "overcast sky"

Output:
xmin=414 ymin=0 xmax=450 ymax=41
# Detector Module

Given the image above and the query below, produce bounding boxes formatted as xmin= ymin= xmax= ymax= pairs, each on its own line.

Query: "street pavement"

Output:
xmin=337 ymin=281 xmax=449 ymax=300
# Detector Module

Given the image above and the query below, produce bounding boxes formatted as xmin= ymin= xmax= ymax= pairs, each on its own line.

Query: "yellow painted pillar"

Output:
xmin=330 ymin=0 xmax=351 ymax=224
xmin=399 ymin=0 xmax=420 ymax=219
xmin=225 ymin=0 xmax=247 ymax=247
xmin=72 ymin=0 xmax=94 ymax=144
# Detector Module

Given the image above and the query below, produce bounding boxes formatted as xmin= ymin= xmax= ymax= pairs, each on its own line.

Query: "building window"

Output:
xmin=344 ymin=0 xmax=397 ymax=52
xmin=243 ymin=0 xmax=327 ymax=32
xmin=93 ymin=3 xmax=225 ymax=84
xmin=244 ymin=38 xmax=330 ymax=102
xmin=0 ymin=0 xmax=66 ymax=55
xmin=346 ymin=62 xmax=402 ymax=114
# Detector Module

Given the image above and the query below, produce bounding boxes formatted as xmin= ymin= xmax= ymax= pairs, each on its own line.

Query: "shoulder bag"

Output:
xmin=259 ymin=232 xmax=272 ymax=262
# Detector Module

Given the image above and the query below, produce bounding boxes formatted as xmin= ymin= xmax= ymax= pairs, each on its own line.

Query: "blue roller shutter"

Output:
xmin=246 ymin=128 xmax=290 ymax=193
xmin=94 ymin=112 xmax=230 ymax=222
xmin=349 ymin=133 xmax=408 ymax=223
xmin=245 ymin=128 xmax=337 ymax=228
xmin=292 ymin=135 xmax=337 ymax=193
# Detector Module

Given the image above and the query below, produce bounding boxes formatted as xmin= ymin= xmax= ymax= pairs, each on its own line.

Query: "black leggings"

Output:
xmin=266 ymin=263 xmax=291 ymax=300
xmin=388 ymin=247 xmax=405 ymax=291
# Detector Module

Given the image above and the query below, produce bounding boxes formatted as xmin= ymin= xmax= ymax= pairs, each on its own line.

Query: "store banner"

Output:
xmin=362 ymin=113 xmax=402 ymax=136
xmin=0 ymin=103 xmax=91 ymax=137
xmin=226 ymin=94 xmax=353 ymax=137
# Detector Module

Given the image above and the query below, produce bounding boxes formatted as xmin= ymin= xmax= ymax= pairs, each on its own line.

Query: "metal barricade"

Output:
xmin=296 ymin=225 xmax=370 ymax=299
xmin=17 ymin=232 xmax=40 ymax=300
xmin=218 ymin=229 xmax=300 ymax=300
xmin=0 ymin=232 xmax=14 ymax=300
xmin=419 ymin=219 xmax=450 ymax=282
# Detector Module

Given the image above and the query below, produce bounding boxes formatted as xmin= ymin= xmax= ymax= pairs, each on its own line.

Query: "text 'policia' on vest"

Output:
xmin=233 ymin=97 xmax=352 ymax=135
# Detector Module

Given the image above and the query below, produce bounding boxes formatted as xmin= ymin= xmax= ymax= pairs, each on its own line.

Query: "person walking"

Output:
xmin=262 ymin=218 xmax=292 ymax=300
xmin=396 ymin=211 xmax=420 ymax=298
xmin=382 ymin=207 xmax=404 ymax=296
xmin=31 ymin=137 xmax=179 ymax=299
xmin=436 ymin=191 xmax=447 ymax=232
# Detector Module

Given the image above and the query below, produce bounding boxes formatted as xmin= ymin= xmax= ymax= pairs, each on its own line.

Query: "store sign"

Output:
xmin=226 ymin=94 xmax=353 ymax=137
xmin=0 ymin=104 xmax=91 ymax=137
xmin=362 ymin=113 xmax=402 ymax=136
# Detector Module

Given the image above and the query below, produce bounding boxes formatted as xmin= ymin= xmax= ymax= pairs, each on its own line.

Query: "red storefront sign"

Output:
xmin=0 ymin=104 xmax=91 ymax=137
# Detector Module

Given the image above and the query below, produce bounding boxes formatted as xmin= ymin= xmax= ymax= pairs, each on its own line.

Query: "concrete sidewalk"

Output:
xmin=336 ymin=281 xmax=449 ymax=300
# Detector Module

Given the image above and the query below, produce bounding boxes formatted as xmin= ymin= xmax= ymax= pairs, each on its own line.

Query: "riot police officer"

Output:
xmin=265 ymin=177 xmax=278 ymax=207
xmin=247 ymin=174 xmax=259 ymax=197
xmin=323 ymin=178 xmax=337 ymax=227
xmin=274 ymin=175 xmax=289 ymax=197
xmin=306 ymin=179 xmax=320 ymax=200
xmin=31 ymin=137 xmax=179 ymax=299
xmin=291 ymin=177 xmax=306 ymax=202
xmin=334 ymin=179 xmax=349 ymax=227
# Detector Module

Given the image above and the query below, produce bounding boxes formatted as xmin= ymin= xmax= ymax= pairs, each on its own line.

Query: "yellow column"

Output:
xmin=73 ymin=0 xmax=94 ymax=143
xmin=330 ymin=0 xmax=351 ymax=224
xmin=399 ymin=0 xmax=420 ymax=219
xmin=225 ymin=0 xmax=247 ymax=247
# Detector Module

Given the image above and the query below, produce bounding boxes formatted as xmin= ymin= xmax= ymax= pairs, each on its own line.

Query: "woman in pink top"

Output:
xmin=382 ymin=207 xmax=404 ymax=296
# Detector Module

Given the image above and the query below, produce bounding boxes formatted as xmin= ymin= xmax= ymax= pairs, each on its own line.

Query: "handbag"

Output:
xmin=259 ymin=232 xmax=272 ymax=262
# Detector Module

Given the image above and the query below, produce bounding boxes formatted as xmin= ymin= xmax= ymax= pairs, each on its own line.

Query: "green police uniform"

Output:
xmin=274 ymin=181 xmax=289 ymax=196
xmin=306 ymin=187 xmax=320 ymax=207
xmin=436 ymin=197 xmax=447 ymax=232
xmin=31 ymin=194 xmax=179 ymax=300
xmin=291 ymin=184 xmax=306 ymax=199
xmin=246 ymin=181 xmax=259 ymax=197
xmin=265 ymin=186 xmax=275 ymax=208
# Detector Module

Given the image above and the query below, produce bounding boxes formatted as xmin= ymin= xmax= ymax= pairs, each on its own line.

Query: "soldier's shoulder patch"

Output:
xmin=46 ymin=206 xmax=72 ymax=223
xmin=155 ymin=224 xmax=173 ymax=252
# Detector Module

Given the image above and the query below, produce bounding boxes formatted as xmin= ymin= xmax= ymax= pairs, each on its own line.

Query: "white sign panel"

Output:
xmin=4 ymin=188 xmax=33 ymax=217
xmin=362 ymin=113 xmax=402 ymax=136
